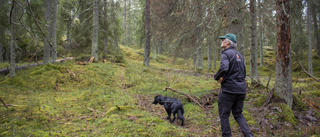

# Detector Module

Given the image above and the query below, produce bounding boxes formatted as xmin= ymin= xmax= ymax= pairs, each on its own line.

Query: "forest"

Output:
xmin=0 ymin=0 xmax=320 ymax=136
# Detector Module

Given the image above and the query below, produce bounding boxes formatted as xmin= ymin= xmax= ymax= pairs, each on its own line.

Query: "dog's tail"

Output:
xmin=177 ymin=108 xmax=185 ymax=126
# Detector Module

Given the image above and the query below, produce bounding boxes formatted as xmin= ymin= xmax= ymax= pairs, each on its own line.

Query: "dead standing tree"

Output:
xmin=275 ymin=0 xmax=293 ymax=109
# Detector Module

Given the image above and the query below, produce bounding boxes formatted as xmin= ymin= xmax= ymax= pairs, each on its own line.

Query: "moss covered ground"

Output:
xmin=0 ymin=46 xmax=319 ymax=136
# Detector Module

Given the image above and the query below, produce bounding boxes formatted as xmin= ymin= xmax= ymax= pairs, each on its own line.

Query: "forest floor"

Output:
xmin=0 ymin=46 xmax=320 ymax=136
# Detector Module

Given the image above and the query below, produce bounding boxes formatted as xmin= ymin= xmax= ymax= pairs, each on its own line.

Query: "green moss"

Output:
xmin=275 ymin=103 xmax=297 ymax=126
xmin=258 ymin=66 xmax=270 ymax=72
xmin=310 ymin=90 xmax=320 ymax=97
xmin=292 ymin=94 xmax=307 ymax=111
xmin=173 ymin=82 xmax=192 ymax=89
xmin=253 ymin=94 xmax=267 ymax=107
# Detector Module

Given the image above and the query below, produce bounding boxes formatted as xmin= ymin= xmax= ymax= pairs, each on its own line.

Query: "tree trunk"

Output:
xmin=224 ymin=0 xmax=244 ymax=48
xmin=43 ymin=0 xmax=53 ymax=64
xmin=250 ymin=0 xmax=259 ymax=82
xmin=9 ymin=1 xmax=16 ymax=77
xmin=0 ymin=26 xmax=4 ymax=62
xmin=92 ymin=0 xmax=99 ymax=62
xmin=258 ymin=0 xmax=264 ymax=67
xmin=275 ymin=0 xmax=292 ymax=109
xmin=207 ymin=37 xmax=212 ymax=71
xmin=307 ymin=0 xmax=313 ymax=75
xmin=128 ymin=0 xmax=131 ymax=46
xmin=124 ymin=0 xmax=127 ymax=46
xmin=213 ymin=39 xmax=217 ymax=69
xmin=195 ymin=45 xmax=203 ymax=71
xmin=103 ymin=0 xmax=108 ymax=56
xmin=143 ymin=0 xmax=151 ymax=67
xmin=51 ymin=0 xmax=58 ymax=61
xmin=195 ymin=0 xmax=203 ymax=71
xmin=312 ymin=1 xmax=319 ymax=56
xmin=66 ymin=19 xmax=71 ymax=53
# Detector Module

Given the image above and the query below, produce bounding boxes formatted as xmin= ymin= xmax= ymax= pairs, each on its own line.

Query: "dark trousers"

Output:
xmin=218 ymin=91 xmax=252 ymax=137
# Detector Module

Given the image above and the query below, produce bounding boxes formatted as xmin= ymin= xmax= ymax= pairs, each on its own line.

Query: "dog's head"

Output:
xmin=153 ymin=95 xmax=164 ymax=105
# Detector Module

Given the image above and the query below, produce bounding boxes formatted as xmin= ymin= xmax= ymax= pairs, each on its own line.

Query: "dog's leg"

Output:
xmin=171 ymin=105 xmax=178 ymax=122
xmin=166 ymin=109 xmax=171 ymax=120
xmin=164 ymin=104 xmax=171 ymax=120
xmin=177 ymin=108 xmax=185 ymax=126
xmin=171 ymin=112 xmax=176 ymax=123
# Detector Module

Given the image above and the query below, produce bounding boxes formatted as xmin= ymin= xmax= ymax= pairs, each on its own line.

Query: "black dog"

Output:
xmin=152 ymin=95 xmax=185 ymax=126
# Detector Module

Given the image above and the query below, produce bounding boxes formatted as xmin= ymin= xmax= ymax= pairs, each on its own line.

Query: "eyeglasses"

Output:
xmin=221 ymin=39 xmax=226 ymax=42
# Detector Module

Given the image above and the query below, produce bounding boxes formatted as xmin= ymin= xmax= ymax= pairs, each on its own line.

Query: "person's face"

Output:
xmin=221 ymin=39 xmax=230 ymax=49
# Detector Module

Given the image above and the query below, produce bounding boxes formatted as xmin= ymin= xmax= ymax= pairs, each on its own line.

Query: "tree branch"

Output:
xmin=27 ymin=0 xmax=66 ymax=59
xmin=163 ymin=87 xmax=207 ymax=110
xmin=292 ymin=52 xmax=319 ymax=83
xmin=0 ymin=98 xmax=8 ymax=109
xmin=246 ymin=75 xmax=272 ymax=91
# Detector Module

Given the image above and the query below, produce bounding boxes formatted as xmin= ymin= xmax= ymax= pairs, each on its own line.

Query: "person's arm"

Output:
xmin=214 ymin=53 xmax=229 ymax=81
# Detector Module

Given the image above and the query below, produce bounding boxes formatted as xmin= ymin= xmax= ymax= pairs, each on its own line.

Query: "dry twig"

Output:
xmin=0 ymin=98 xmax=8 ymax=109
xmin=246 ymin=75 xmax=272 ymax=91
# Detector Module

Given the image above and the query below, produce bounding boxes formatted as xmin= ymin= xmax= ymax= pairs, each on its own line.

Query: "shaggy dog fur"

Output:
xmin=152 ymin=95 xmax=185 ymax=126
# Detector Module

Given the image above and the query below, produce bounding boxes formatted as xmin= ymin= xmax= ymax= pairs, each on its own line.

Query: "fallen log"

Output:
xmin=0 ymin=57 xmax=74 ymax=74
xmin=163 ymin=87 xmax=207 ymax=110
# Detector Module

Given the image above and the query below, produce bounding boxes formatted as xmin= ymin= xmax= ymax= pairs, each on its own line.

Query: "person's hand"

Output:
xmin=218 ymin=77 xmax=223 ymax=83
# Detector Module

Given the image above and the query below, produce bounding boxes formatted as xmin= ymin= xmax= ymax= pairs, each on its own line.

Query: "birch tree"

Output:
xmin=275 ymin=0 xmax=292 ymax=109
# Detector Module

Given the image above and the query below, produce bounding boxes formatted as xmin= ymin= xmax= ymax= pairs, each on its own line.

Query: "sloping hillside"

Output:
xmin=0 ymin=46 xmax=319 ymax=136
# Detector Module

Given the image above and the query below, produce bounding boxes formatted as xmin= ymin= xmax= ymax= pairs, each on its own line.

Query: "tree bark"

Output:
xmin=250 ymin=0 xmax=259 ymax=82
xmin=102 ymin=0 xmax=108 ymax=56
xmin=9 ymin=0 xmax=16 ymax=77
xmin=307 ymin=0 xmax=313 ymax=75
xmin=0 ymin=26 xmax=4 ymax=62
xmin=258 ymin=0 xmax=264 ymax=67
xmin=207 ymin=37 xmax=212 ymax=70
xmin=43 ymin=0 xmax=53 ymax=64
xmin=51 ymin=0 xmax=58 ymax=61
xmin=312 ymin=1 xmax=320 ymax=56
xmin=195 ymin=0 xmax=203 ymax=71
xmin=143 ymin=0 xmax=151 ymax=67
xmin=275 ymin=0 xmax=292 ymax=109
xmin=124 ymin=0 xmax=127 ymax=46
xmin=10 ymin=23 xmax=15 ymax=77
xmin=92 ymin=0 xmax=99 ymax=62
